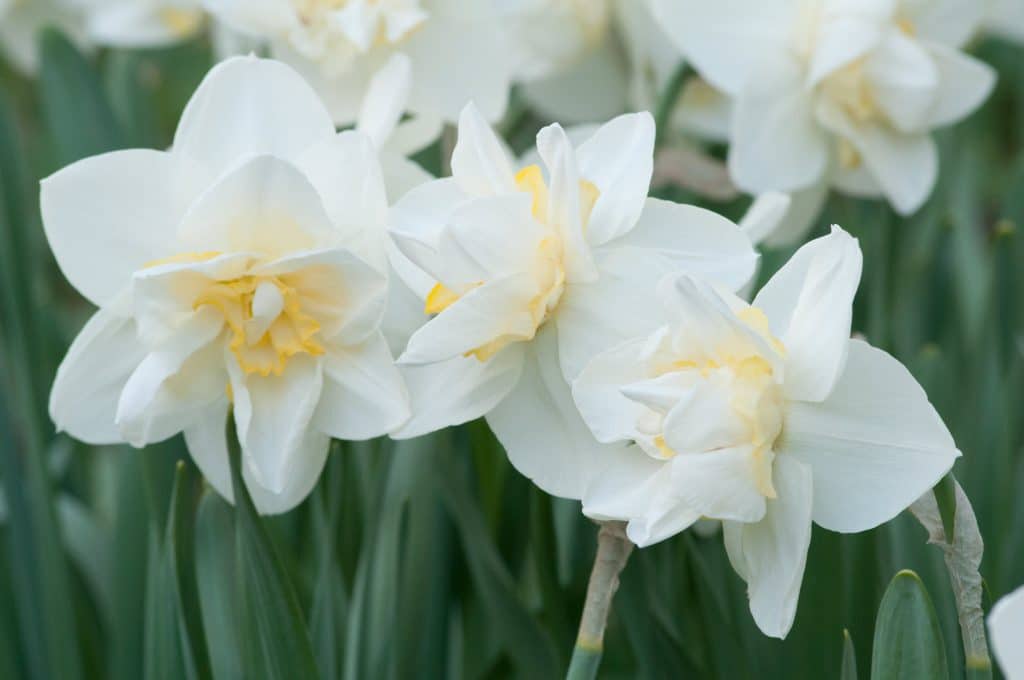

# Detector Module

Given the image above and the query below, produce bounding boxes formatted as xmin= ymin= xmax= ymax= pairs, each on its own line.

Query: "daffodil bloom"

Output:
xmin=652 ymin=0 xmax=996 ymax=232
xmin=389 ymin=102 xmax=757 ymax=498
xmin=75 ymin=0 xmax=207 ymax=47
xmin=0 ymin=0 xmax=87 ymax=74
xmin=203 ymin=0 xmax=512 ymax=125
xmin=498 ymin=0 xmax=679 ymax=124
xmin=572 ymin=226 xmax=960 ymax=637
xmin=990 ymin=585 xmax=1024 ymax=679
xmin=44 ymin=56 xmax=409 ymax=514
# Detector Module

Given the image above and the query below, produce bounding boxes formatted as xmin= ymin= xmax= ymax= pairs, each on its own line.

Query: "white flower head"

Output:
xmin=572 ymin=226 xmax=960 ymax=637
xmin=44 ymin=56 xmax=410 ymax=514
xmin=985 ymin=0 xmax=1024 ymax=45
xmin=653 ymin=0 xmax=997 ymax=229
xmin=204 ymin=0 xmax=512 ymax=124
xmin=390 ymin=102 xmax=758 ymax=498
xmin=990 ymin=585 xmax=1024 ymax=679
xmin=0 ymin=0 xmax=89 ymax=74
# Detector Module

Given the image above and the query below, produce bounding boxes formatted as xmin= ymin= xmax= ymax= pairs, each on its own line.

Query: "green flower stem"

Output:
xmin=654 ymin=62 xmax=688 ymax=148
xmin=565 ymin=521 xmax=634 ymax=680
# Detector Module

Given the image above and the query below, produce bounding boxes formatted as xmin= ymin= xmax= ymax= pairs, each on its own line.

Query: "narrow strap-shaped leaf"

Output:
xmin=37 ymin=28 xmax=123 ymax=165
xmin=871 ymin=570 xmax=949 ymax=680
xmin=144 ymin=461 xmax=213 ymax=680
xmin=841 ymin=629 xmax=858 ymax=680
xmin=226 ymin=416 xmax=320 ymax=680
xmin=195 ymin=491 xmax=243 ymax=680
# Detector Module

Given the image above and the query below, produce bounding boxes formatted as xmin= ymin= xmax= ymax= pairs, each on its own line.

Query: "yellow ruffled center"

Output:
xmin=146 ymin=252 xmax=325 ymax=377
xmin=423 ymin=164 xmax=599 ymax=362
xmin=653 ymin=307 xmax=786 ymax=498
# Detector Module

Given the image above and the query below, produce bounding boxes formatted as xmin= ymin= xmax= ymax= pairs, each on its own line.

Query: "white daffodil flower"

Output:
xmin=990 ymin=585 xmax=1024 ymax=679
xmin=43 ymin=56 xmax=409 ymax=515
xmin=572 ymin=226 xmax=960 ymax=637
xmin=498 ymin=0 xmax=679 ymax=124
xmin=652 ymin=0 xmax=997 ymax=236
xmin=0 ymin=0 xmax=88 ymax=74
xmin=389 ymin=102 xmax=758 ymax=498
xmin=203 ymin=0 xmax=512 ymax=125
xmin=72 ymin=0 xmax=207 ymax=47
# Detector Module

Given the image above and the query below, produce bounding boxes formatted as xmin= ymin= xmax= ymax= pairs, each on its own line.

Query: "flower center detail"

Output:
xmin=159 ymin=8 xmax=205 ymax=37
xmin=636 ymin=306 xmax=786 ymax=498
xmin=422 ymin=164 xmax=599 ymax=362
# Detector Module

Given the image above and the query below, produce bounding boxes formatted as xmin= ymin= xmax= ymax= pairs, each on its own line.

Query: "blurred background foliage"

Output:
xmin=0 ymin=26 xmax=1022 ymax=680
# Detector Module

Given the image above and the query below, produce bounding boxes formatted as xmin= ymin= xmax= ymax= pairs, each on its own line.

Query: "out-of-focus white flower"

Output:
xmin=652 ymin=0 xmax=996 ymax=239
xmin=43 ymin=56 xmax=409 ymax=514
xmin=985 ymin=0 xmax=1024 ymax=45
xmin=990 ymin=585 xmax=1024 ymax=679
xmin=354 ymin=52 xmax=439 ymax=201
xmin=0 ymin=0 xmax=88 ymax=74
xmin=389 ymin=103 xmax=757 ymax=498
xmin=73 ymin=0 xmax=207 ymax=47
xmin=204 ymin=0 xmax=512 ymax=125
xmin=499 ymin=0 xmax=679 ymax=123
xmin=572 ymin=226 xmax=959 ymax=637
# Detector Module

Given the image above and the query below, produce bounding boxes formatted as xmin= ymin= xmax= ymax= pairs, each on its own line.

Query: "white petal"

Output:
xmin=40 ymin=150 xmax=199 ymax=307
xmin=806 ymin=3 xmax=887 ymax=85
xmin=86 ymin=6 xmax=203 ymax=47
xmin=662 ymin=375 xmax=750 ymax=454
xmin=231 ymin=354 xmax=324 ymax=495
xmin=989 ymin=586 xmax=1024 ymax=680
xmin=184 ymin=398 xmax=235 ymax=503
xmin=243 ymin=428 xmax=330 ymax=515
xmin=575 ymin=112 xmax=655 ymax=247
xmin=537 ymin=123 xmax=598 ymax=282
xmin=780 ymin=339 xmax=960 ymax=533
xmin=864 ymin=30 xmax=939 ymax=133
xmin=582 ymin=445 xmax=671 ymax=521
xmin=389 ymin=178 xmax=471 ymax=278
xmin=292 ymin=130 xmax=390 ymax=269
xmin=667 ymin=446 xmax=767 ymax=523
xmin=173 ymin=55 xmax=335 ymax=176
xmin=49 ymin=305 xmax=145 ymax=445
xmin=399 ymin=273 xmax=538 ymax=365
xmin=444 ymin=193 xmax=548 ymax=282
xmin=649 ymin=0 xmax=799 ymax=94
xmin=115 ymin=308 xmax=226 ymax=447
xmin=486 ymin=325 xmax=614 ymax=500
xmin=393 ymin=344 xmax=526 ymax=438
xmin=572 ymin=337 xmax=650 ymax=444
xmin=385 ymin=113 xmax=444 ymax=157
xmin=923 ymin=44 xmax=996 ymax=129
xmin=903 ymin=0 xmax=985 ymax=48
xmin=723 ymin=455 xmax=813 ymax=639
xmin=379 ymin=152 xmax=434 ymax=203
xmin=357 ymin=53 xmax=413 ymax=149
xmin=761 ymin=181 xmax=829 ymax=248
xmin=739 ymin=192 xmax=792 ymax=246
xmin=403 ymin=8 xmax=511 ymax=123
xmin=730 ymin=55 xmax=830 ymax=193
xmin=177 ymin=154 xmax=337 ymax=255
xmin=815 ymin=100 xmax=938 ymax=215
xmin=451 ymin=102 xmax=517 ymax=197
xmin=313 ymin=332 xmax=410 ymax=440
xmin=753 ymin=225 xmax=862 ymax=403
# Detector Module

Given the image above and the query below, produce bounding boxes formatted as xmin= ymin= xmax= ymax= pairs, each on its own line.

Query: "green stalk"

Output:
xmin=565 ymin=521 xmax=634 ymax=680
xmin=654 ymin=62 xmax=688 ymax=148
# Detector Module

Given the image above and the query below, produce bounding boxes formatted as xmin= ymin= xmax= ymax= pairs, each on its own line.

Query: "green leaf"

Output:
xmin=309 ymin=458 xmax=349 ymax=680
xmin=195 ymin=490 xmax=243 ymax=680
xmin=37 ymin=28 xmax=123 ymax=164
xmin=842 ymin=629 xmax=858 ymax=680
xmin=226 ymin=417 xmax=320 ymax=680
xmin=871 ymin=570 xmax=949 ymax=680
xmin=434 ymin=449 xmax=559 ymax=678
xmin=144 ymin=461 xmax=213 ymax=680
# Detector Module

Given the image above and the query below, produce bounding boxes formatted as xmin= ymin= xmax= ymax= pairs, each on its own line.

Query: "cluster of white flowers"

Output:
xmin=15 ymin=0 xmax=1023 ymax=654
